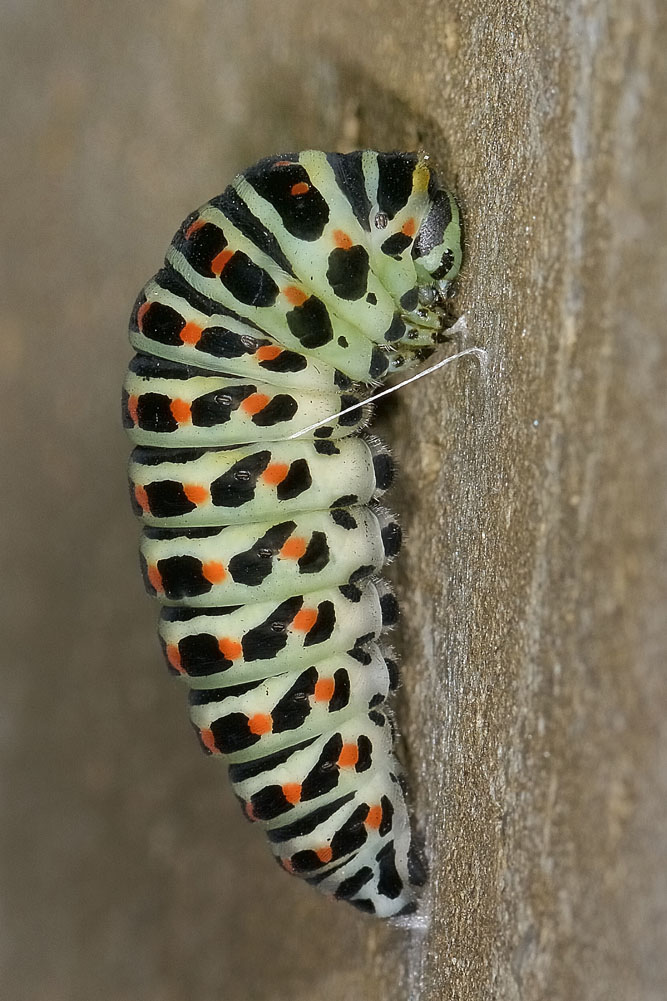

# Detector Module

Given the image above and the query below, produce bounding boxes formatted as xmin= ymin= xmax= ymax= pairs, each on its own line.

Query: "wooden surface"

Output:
xmin=2 ymin=2 xmax=666 ymax=998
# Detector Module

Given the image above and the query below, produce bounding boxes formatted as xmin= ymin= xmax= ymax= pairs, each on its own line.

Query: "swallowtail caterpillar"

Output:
xmin=123 ymin=150 xmax=462 ymax=917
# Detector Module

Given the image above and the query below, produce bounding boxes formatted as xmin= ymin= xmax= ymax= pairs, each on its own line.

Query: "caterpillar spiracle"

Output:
xmin=123 ymin=150 xmax=462 ymax=918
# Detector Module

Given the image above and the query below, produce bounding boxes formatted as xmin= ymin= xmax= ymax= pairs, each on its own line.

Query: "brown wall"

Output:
xmin=2 ymin=2 xmax=666 ymax=999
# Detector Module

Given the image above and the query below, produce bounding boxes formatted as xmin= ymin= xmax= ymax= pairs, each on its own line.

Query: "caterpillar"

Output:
xmin=123 ymin=150 xmax=461 ymax=918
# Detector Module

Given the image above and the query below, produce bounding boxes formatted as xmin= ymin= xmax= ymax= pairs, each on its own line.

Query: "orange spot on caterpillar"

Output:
xmin=170 ymin=398 xmax=192 ymax=424
xmin=199 ymin=727 xmax=219 ymax=754
xmin=283 ymin=286 xmax=308 ymax=307
xmin=333 ymin=229 xmax=353 ymax=250
xmin=292 ymin=607 xmax=318 ymax=632
xmin=314 ymin=677 xmax=335 ymax=702
xmin=281 ymin=857 xmax=295 ymax=872
xmin=184 ymin=217 xmax=206 ymax=240
xmin=179 ymin=322 xmax=203 ymax=345
xmin=183 ymin=483 xmax=209 ymax=505
xmin=280 ymin=536 xmax=307 ymax=560
xmin=316 ymin=846 xmax=333 ymax=864
xmin=401 ymin=217 xmax=417 ymax=237
xmin=134 ymin=483 xmax=150 ymax=514
xmin=136 ymin=301 xmax=151 ymax=331
xmin=210 ymin=248 xmax=234 ymax=275
xmin=274 ymin=160 xmax=294 ymax=167
xmin=248 ymin=713 xmax=272 ymax=736
xmin=244 ymin=801 xmax=258 ymax=822
xmin=282 ymin=783 xmax=302 ymax=805
xmin=262 ymin=462 xmax=289 ymax=486
xmin=166 ymin=643 xmax=185 ymax=675
xmin=255 ymin=344 xmax=282 ymax=362
xmin=241 ymin=393 xmax=271 ymax=416
xmin=337 ymin=743 xmax=359 ymax=768
xmin=365 ymin=805 xmax=383 ymax=829
xmin=201 ymin=560 xmax=226 ymax=584
xmin=290 ymin=181 xmax=309 ymax=196
xmin=127 ymin=395 xmax=139 ymax=424
xmin=147 ymin=563 xmax=164 ymax=594
xmin=218 ymin=637 xmax=242 ymax=661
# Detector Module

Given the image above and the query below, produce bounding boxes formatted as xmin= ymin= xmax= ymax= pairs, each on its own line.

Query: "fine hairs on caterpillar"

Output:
xmin=123 ymin=150 xmax=462 ymax=918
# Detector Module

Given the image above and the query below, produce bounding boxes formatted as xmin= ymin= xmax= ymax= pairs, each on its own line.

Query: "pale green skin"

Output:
xmin=189 ymin=647 xmax=391 ymax=764
xmin=130 ymin=438 xmax=378 ymax=528
xmin=158 ymin=581 xmax=386 ymax=689
xmin=139 ymin=505 xmax=388 ymax=607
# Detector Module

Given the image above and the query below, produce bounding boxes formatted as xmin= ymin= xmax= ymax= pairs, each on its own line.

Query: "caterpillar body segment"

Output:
xmin=129 ymin=436 xmax=390 ymax=529
xmin=158 ymin=577 xmax=397 ymax=690
xmin=139 ymin=505 xmax=393 ymax=608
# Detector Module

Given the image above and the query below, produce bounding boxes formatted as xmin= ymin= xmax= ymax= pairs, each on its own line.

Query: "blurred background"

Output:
xmin=2 ymin=2 xmax=666 ymax=999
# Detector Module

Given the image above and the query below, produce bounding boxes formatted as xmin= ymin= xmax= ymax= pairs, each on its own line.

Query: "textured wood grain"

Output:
xmin=2 ymin=2 xmax=666 ymax=999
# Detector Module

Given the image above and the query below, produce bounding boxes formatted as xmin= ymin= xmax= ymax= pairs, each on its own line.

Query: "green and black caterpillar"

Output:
xmin=123 ymin=150 xmax=461 ymax=917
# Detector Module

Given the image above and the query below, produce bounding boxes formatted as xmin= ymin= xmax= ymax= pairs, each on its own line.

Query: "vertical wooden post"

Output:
xmin=3 ymin=2 xmax=665 ymax=998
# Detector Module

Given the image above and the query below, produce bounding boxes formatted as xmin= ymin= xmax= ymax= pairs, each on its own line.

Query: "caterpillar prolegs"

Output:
xmin=123 ymin=151 xmax=462 ymax=918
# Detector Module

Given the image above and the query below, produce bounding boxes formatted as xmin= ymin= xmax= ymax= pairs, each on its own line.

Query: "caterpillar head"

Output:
xmin=412 ymin=187 xmax=462 ymax=295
